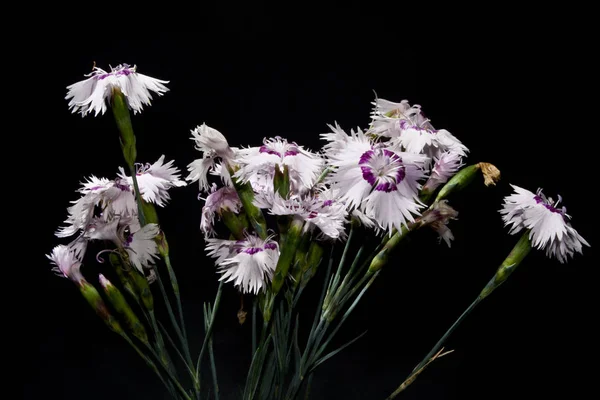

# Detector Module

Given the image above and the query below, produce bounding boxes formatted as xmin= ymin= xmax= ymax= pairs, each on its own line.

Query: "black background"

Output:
xmin=24 ymin=23 xmax=597 ymax=400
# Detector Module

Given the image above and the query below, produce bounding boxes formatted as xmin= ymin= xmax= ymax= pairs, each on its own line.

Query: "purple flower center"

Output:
xmin=259 ymin=146 xmax=281 ymax=156
xmin=114 ymin=180 xmax=130 ymax=191
xmin=244 ymin=247 xmax=263 ymax=255
xmin=359 ymin=149 xmax=406 ymax=192
xmin=264 ymin=242 xmax=277 ymax=250
xmin=97 ymin=68 xmax=133 ymax=80
xmin=534 ymin=195 xmax=563 ymax=214
xmin=259 ymin=145 xmax=300 ymax=158
xmin=322 ymin=200 xmax=333 ymax=207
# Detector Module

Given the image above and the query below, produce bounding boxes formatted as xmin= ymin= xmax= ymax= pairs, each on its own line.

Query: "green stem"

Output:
xmin=252 ymin=297 xmax=258 ymax=356
xmin=163 ymin=254 xmax=194 ymax=368
xmin=196 ymin=282 xmax=224 ymax=383
xmin=204 ymin=306 xmax=220 ymax=400
xmin=122 ymin=333 xmax=191 ymax=400
xmin=386 ymin=297 xmax=480 ymax=400
xmin=158 ymin=320 xmax=197 ymax=380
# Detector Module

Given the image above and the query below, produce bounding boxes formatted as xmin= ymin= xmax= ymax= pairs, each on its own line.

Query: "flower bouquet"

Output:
xmin=46 ymin=63 xmax=589 ymax=400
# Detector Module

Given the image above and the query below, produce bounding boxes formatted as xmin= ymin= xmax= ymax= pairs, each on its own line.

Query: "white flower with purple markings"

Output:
xmin=56 ymin=176 xmax=136 ymax=238
xmin=422 ymin=151 xmax=464 ymax=193
xmin=234 ymin=137 xmax=323 ymax=195
xmin=66 ymin=63 xmax=169 ymax=116
xmin=501 ymin=185 xmax=589 ymax=263
xmin=119 ymin=155 xmax=186 ymax=207
xmin=200 ymin=184 xmax=242 ymax=238
xmin=369 ymin=98 xmax=468 ymax=161
xmin=324 ymin=125 xmax=427 ymax=234
xmin=206 ymin=235 xmax=279 ymax=294
xmin=47 ymin=244 xmax=85 ymax=284
xmin=266 ymin=192 xmax=347 ymax=240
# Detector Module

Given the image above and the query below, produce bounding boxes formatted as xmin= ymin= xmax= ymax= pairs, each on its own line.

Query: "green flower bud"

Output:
xmin=221 ymin=210 xmax=250 ymax=241
xmin=79 ymin=281 xmax=123 ymax=334
xmin=434 ymin=162 xmax=500 ymax=203
xmin=109 ymin=253 xmax=139 ymax=303
xmin=99 ymin=274 xmax=149 ymax=344
xmin=271 ymin=217 xmax=304 ymax=295
xmin=231 ymin=177 xmax=268 ymax=239
xmin=273 ymin=164 xmax=290 ymax=198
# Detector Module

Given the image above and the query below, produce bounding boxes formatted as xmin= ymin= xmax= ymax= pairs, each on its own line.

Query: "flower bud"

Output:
xmin=79 ymin=281 xmax=123 ymax=334
xmin=231 ymin=178 xmax=268 ymax=239
xmin=434 ymin=162 xmax=501 ymax=203
xmin=99 ymin=274 xmax=149 ymax=344
xmin=273 ymin=164 xmax=290 ymax=198
xmin=271 ymin=217 xmax=304 ymax=295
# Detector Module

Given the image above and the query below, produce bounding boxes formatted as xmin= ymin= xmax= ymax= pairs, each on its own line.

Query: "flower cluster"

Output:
xmin=49 ymin=156 xmax=185 ymax=283
xmin=49 ymin=63 xmax=591 ymax=400
xmin=185 ymin=98 xmax=478 ymax=293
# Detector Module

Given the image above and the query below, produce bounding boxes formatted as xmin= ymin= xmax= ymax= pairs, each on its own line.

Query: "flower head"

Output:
xmin=206 ymin=235 xmax=279 ymax=294
xmin=125 ymin=223 xmax=161 ymax=272
xmin=234 ymin=137 xmax=323 ymax=195
xmin=118 ymin=155 xmax=186 ymax=207
xmin=200 ymin=184 xmax=242 ymax=238
xmin=501 ymin=185 xmax=589 ymax=263
xmin=56 ymin=176 xmax=136 ymax=238
xmin=47 ymin=244 xmax=85 ymax=284
xmin=66 ymin=63 xmax=169 ymax=116
xmin=265 ymin=191 xmax=347 ymax=240
xmin=422 ymin=151 xmax=464 ymax=193
xmin=323 ymin=125 xmax=427 ymax=234
xmin=369 ymin=98 xmax=468 ymax=161
xmin=186 ymin=124 xmax=237 ymax=192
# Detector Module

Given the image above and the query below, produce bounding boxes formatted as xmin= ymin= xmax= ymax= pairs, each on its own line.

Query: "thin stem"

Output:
xmin=123 ymin=333 xmax=192 ymax=400
xmin=154 ymin=266 xmax=191 ymax=365
xmin=204 ymin=306 xmax=220 ymax=400
xmin=158 ymin=320 xmax=197 ymax=379
xmin=386 ymin=297 xmax=481 ymax=400
xmin=196 ymin=282 xmax=224 ymax=382
xmin=120 ymin=334 xmax=173 ymax=396
xmin=163 ymin=254 xmax=195 ymax=375
xmin=252 ymin=297 xmax=258 ymax=356
xmin=164 ymin=255 xmax=188 ymax=342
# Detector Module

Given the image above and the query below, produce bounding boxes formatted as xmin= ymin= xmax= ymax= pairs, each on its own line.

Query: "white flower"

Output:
xmin=369 ymin=98 xmax=431 ymax=137
xmin=56 ymin=176 xmax=136 ymax=238
xmin=369 ymin=98 xmax=468 ymax=161
xmin=265 ymin=192 xmax=347 ymax=240
xmin=125 ymin=223 xmax=161 ymax=272
xmin=234 ymin=137 xmax=323 ymax=195
xmin=422 ymin=151 xmax=464 ymax=193
xmin=47 ymin=244 xmax=85 ymax=284
xmin=324 ymin=126 xmax=427 ymax=234
xmin=206 ymin=235 xmax=279 ymax=294
xmin=119 ymin=155 xmax=186 ymax=207
xmin=397 ymin=123 xmax=468 ymax=160
xmin=191 ymin=123 xmax=235 ymax=160
xmin=501 ymin=185 xmax=589 ymax=263
xmin=186 ymin=124 xmax=237 ymax=192
xmin=66 ymin=63 xmax=169 ymax=116
xmin=200 ymin=184 xmax=242 ymax=238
